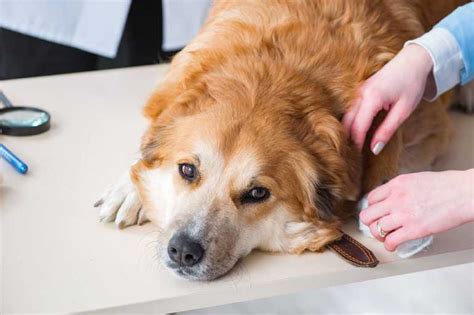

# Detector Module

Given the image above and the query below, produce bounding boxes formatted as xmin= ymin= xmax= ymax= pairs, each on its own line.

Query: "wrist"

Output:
xmin=402 ymin=44 xmax=433 ymax=76
xmin=461 ymin=169 xmax=474 ymax=223
xmin=452 ymin=169 xmax=474 ymax=226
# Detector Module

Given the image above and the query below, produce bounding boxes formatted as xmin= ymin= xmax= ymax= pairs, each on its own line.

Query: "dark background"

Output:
xmin=0 ymin=0 xmax=179 ymax=80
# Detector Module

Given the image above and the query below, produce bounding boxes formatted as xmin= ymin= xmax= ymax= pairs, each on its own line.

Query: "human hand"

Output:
xmin=343 ymin=44 xmax=433 ymax=154
xmin=359 ymin=170 xmax=474 ymax=251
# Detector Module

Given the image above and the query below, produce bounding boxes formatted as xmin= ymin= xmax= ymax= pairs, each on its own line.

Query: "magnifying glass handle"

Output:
xmin=0 ymin=144 xmax=28 ymax=174
xmin=0 ymin=91 xmax=14 ymax=108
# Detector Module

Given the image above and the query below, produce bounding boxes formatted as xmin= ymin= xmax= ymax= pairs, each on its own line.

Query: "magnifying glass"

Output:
xmin=0 ymin=91 xmax=51 ymax=174
xmin=0 ymin=91 xmax=51 ymax=136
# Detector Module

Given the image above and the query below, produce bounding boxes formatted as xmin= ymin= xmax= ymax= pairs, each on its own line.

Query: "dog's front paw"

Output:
xmin=94 ymin=172 xmax=147 ymax=229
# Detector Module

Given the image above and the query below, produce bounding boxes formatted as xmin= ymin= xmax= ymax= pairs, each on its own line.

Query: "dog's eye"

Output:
xmin=242 ymin=187 xmax=270 ymax=203
xmin=179 ymin=163 xmax=197 ymax=181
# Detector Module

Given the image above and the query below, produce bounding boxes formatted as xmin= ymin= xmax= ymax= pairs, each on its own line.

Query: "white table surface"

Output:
xmin=1 ymin=65 xmax=473 ymax=314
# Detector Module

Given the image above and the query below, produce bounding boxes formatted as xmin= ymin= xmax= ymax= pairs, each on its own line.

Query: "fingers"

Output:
xmin=384 ymin=228 xmax=412 ymax=252
xmin=368 ymin=213 xmax=403 ymax=242
xmin=367 ymin=184 xmax=391 ymax=205
xmin=378 ymin=214 xmax=403 ymax=235
xmin=370 ymin=100 xmax=411 ymax=155
xmin=350 ymin=98 xmax=382 ymax=151
xmin=342 ymin=98 xmax=361 ymax=135
xmin=369 ymin=221 xmax=385 ymax=242
xmin=359 ymin=202 xmax=391 ymax=226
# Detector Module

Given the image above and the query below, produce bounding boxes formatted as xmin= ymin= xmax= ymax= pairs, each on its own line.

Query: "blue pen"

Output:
xmin=0 ymin=144 xmax=28 ymax=174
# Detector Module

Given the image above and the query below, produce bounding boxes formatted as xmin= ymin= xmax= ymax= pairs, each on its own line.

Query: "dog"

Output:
xmin=96 ymin=0 xmax=468 ymax=280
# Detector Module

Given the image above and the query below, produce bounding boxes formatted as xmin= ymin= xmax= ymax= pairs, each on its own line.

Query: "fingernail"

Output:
xmin=372 ymin=142 xmax=385 ymax=155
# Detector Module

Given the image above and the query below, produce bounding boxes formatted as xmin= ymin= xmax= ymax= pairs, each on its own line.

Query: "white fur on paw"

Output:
xmin=137 ymin=208 xmax=150 ymax=225
xmin=95 ymin=172 xmax=144 ymax=229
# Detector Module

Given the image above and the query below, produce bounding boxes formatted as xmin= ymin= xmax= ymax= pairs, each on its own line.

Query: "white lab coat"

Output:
xmin=162 ymin=0 xmax=211 ymax=51
xmin=0 ymin=0 xmax=211 ymax=58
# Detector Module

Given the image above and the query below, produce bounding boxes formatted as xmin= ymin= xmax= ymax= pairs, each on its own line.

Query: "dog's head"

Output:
xmin=131 ymin=63 xmax=361 ymax=280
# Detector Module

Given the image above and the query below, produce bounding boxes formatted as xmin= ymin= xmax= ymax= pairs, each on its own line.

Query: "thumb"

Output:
xmin=342 ymin=98 xmax=362 ymax=136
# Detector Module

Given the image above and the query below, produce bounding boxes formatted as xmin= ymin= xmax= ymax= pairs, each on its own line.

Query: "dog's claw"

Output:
xmin=137 ymin=208 xmax=149 ymax=225
xmin=99 ymin=212 xmax=116 ymax=223
xmin=94 ymin=199 xmax=104 ymax=207
xmin=117 ymin=221 xmax=126 ymax=230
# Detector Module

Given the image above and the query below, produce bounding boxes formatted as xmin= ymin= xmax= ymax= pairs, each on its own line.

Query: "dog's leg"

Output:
xmin=361 ymin=128 xmax=403 ymax=194
xmin=400 ymin=97 xmax=453 ymax=173
xmin=400 ymin=126 xmax=452 ymax=174
xmin=95 ymin=170 xmax=147 ymax=229
xmin=362 ymin=94 xmax=453 ymax=191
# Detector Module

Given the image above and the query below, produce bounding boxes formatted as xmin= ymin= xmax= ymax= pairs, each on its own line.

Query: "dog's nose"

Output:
xmin=167 ymin=234 xmax=204 ymax=267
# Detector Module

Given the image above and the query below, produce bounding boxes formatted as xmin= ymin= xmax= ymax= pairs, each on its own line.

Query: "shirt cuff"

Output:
xmin=405 ymin=28 xmax=464 ymax=101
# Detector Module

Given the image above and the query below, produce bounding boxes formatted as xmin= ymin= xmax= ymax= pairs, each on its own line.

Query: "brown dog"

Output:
xmin=97 ymin=0 xmax=466 ymax=280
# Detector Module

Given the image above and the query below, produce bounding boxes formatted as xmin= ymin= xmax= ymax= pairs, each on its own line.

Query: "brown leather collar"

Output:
xmin=327 ymin=231 xmax=379 ymax=268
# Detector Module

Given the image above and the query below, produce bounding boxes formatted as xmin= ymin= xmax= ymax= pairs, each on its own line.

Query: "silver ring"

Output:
xmin=377 ymin=220 xmax=388 ymax=238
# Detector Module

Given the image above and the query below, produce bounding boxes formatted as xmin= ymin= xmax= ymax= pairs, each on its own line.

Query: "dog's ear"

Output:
xmin=143 ymin=47 xmax=224 ymax=120
xmin=141 ymin=49 xmax=215 ymax=162
xmin=140 ymin=120 xmax=167 ymax=165
xmin=313 ymin=183 xmax=336 ymax=221
xmin=143 ymin=75 xmax=208 ymax=121
xmin=300 ymin=108 xmax=362 ymax=221
xmin=140 ymin=98 xmax=203 ymax=164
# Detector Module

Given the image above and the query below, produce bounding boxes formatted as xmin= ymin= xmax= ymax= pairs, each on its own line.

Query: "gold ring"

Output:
xmin=377 ymin=220 xmax=388 ymax=238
